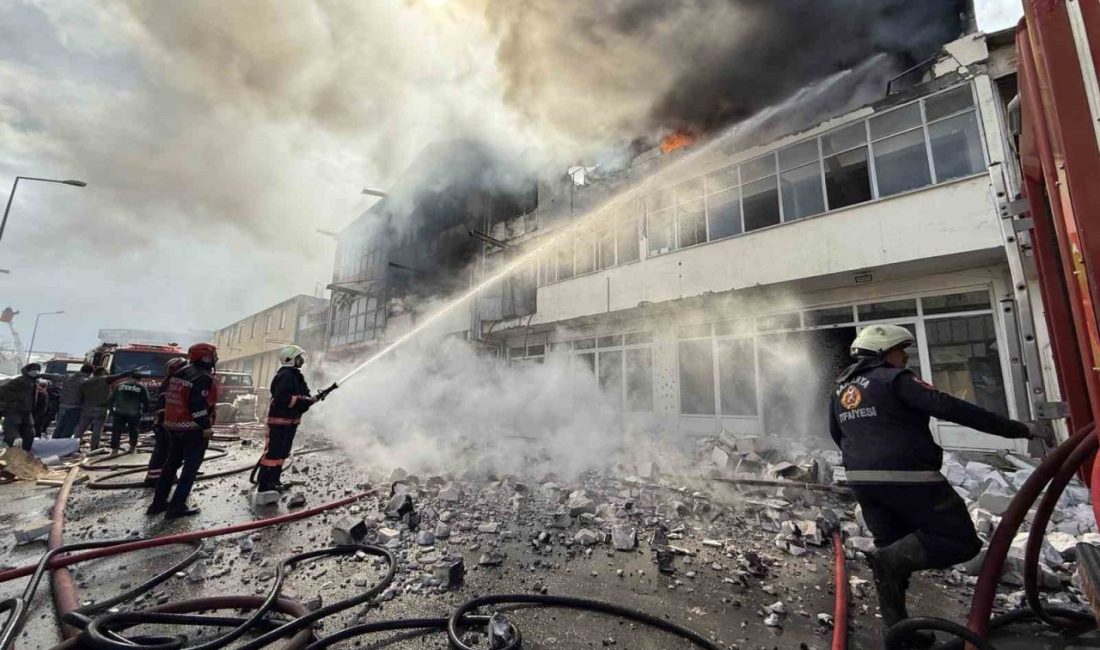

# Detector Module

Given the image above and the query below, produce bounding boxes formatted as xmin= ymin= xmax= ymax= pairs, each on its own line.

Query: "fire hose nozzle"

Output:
xmin=314 ymin=382 xmax=339 ymax=401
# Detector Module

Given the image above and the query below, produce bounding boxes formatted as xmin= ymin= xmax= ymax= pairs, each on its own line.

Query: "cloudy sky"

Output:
xmin=0 ymin=0 xmax=1023 ymax=357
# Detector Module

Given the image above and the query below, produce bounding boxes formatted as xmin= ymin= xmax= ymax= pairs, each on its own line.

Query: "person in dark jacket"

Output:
xmin=0 ymin=363 xmax=42 ymax=450
xmin=144 ymin=357 xmax=187 ymax=487
xmin=53 ymin=364 xmax=92 ymax=439
xmin=147 ymin=343 xmax=219 ymax=519
xmin=829 ymin=324 xmax=1051 ymax=646
xmin=36 ymin=378 xmax=61 ymax=437
xmin=107 ymin=370 xmax=150 ymax=451
xmin=76 ymin=367 xmax=118 ymax=449
xmin=32 ymin=379 xmax=53 ymax=437
xmin=254 ymin=345 xmax=325 ymax=492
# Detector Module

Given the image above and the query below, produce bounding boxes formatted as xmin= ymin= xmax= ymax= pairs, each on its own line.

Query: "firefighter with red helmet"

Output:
xmin=143 ymin=356 xmax=188 ymax=487
xmin=146 ymin=343 xmax=219 ymax=518
xmin=254 ymin=345 xmax=324 ymax=492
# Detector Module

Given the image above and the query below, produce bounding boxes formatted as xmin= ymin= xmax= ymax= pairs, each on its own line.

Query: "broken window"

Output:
xmin=678 ymin=339 xmax=716 ymax=415
xmin=804 ymin=306 xmax=855 ymax=327
xmin=742 ymin=176 xmax=780 ymax=232
xmin=926 ymin=314 xmax=1007 ymax=417
xmin=646 ymin=189 xmax=675 ymax=256
xmin=718 ymin=338 xmax=757 ymax=416
xmin=555 ymin=234 xmax=574 ymax=280
xmin=824 ymin=147 xmax=872 ymax=210
xmin=616 ymin=202 xmax=641 ymax=265
xmin=625 ymin=347 xmax=654 ymax=411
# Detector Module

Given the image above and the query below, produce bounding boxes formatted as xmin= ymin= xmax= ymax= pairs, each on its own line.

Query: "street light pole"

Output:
xmin=26 ymin=310 xmax=65 ymax=366
xmin=1 ymin=176 xmax=87 ymax=247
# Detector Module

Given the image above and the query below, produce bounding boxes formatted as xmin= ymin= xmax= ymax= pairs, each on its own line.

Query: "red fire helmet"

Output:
xmin=187 ymin=343 xmax=218 ymax=365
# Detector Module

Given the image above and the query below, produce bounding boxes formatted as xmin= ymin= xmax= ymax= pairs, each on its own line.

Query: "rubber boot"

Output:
xmin=270 ymin=465 xmax=291 ymax=492
xmin=872 ymin=535 xmax=934 ymax=649
xmin=256 ymin=466 xmax=278 ymax=493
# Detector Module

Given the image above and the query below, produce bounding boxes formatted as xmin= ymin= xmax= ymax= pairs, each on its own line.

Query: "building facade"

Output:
xmin=484 ymin=31 xmax=1052 ymax=453
xmin=213 ymin=295 xmax=329 ymax=389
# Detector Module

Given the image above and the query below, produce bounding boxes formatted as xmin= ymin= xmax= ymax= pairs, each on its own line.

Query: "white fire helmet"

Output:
xmin=850 ymin=324 xmax=915 ymax=357
xmin=279 ymin=345 xmax=306 ymax=367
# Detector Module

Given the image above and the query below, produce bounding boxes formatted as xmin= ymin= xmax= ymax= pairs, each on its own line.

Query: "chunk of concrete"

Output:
xmin=846 ymin=537 xmax=876 ymax=554
xmin=566 ymin=492 xmax=596 ymax=517
xmin=975 ymin=485 xmax=1013 ymax=516
xmin=434 ymin=522 xmax=452 ymax=539
xmin=1046 ymin=532 xmax=1079 ymax=560
xmin=13 ymin=518 xmax=51 ymax=545
xmin=252 ymin=490 xmax=280 ymax=507
xmin=438 ymin=483 xmax=461 ymax=502
xmin=573 ymin=528 xmax=601 ymax=546
xmin=416 ymin=530 xmax=436 ymax=546
xmin=478 ymin=521 xmax=500 ymax=534
xmin=332 ymin=518 xmax=370 ymax=546
xmin=287 ymin=493 xmax=306 ymax=509
xmin=433 ymin=558 xmax=465 ymax=588
xmin=389 ymin=467 xmax=408 ymax=483
xmin=377 ymin=527 xmax=400 ymax=545
xmin=384 ymin=492 xmax=414 ymax=519
xmin=611 ymin=525 xmax=637 ymax=551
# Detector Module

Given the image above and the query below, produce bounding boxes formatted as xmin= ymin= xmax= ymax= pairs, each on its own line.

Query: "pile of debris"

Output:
xmin=940 ymin=453 xmax=1098 ymax=594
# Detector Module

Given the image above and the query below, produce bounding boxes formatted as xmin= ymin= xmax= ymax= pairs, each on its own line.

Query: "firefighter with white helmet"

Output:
xmin=829 ymin=324 xmax=1051 ymax=647
xmin=254 ymin=345 xmax=326 ymax=492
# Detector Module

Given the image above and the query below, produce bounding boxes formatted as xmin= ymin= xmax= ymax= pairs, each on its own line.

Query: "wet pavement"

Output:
xmin=0 ymin=428 xmax=1095 ymax=649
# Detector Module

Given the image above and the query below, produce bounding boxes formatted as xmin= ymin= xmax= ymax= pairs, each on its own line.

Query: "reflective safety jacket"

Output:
xmin=828 ymin=357 xmax=1029 ymax=485
xmin=267 ymin=366 xmax=314 ymax=427
xmin=163 ymin=364 xmax=218 ymax=432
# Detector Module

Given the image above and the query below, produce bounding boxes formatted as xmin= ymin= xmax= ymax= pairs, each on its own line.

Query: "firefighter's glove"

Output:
xmin=202 ymin=428 xmax=215 ymax=440
xmin=1025 ymin=421 xmax=1055 ymax=445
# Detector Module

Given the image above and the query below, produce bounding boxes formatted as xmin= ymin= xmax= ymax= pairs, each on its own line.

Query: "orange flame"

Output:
xmin=660 ymin=130 xmax=697 ymax=153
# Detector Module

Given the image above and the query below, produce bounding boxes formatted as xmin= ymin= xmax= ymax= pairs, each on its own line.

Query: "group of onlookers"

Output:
xmin=0 ymin=362 xmax=148 ymax=451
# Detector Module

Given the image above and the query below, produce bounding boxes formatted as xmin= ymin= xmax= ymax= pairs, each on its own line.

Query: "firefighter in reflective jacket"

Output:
xmin=147 ymin=343 xmax=219 ymax=519
xmin=144 ymin=356 xmax=188 ymax=487
xmin=255 ymin=345 xmax=324 ymax=492
xmin=828 ymin=324 xmax=1051 ymax=646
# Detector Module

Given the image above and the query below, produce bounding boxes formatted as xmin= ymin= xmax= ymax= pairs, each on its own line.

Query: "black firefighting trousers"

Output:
xmin=850 ymin=480 xmax=982 ymax=569
xmin=256 ymin=423 xmax=297 ymax=488
xmin=151 ymin=432 xmax=208 ymax=512
xmin=144 ymin=426 xmax=169 ymax=483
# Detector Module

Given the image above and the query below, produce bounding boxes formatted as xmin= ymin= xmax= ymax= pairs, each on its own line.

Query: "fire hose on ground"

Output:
xmin=4 ymin=457 xmax=727 ymax=649
xmin=874 ymin=423 xmax=1099 ymax=649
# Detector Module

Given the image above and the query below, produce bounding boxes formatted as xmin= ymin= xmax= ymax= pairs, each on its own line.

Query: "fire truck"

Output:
xmin=43 ymin=355 xmax=85 ymax=377
xmin=85 ymin=342 xmax=186 ymax=430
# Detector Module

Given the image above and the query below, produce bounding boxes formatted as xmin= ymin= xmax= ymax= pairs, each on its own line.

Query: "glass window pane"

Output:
xmin=870 ymin=104 xmax=922 ymax=140
xmin=922 ymin=291 xmax=992 ymax=315
xmin=805 ymin=306 xmax=855 ymax=326
xmin=929 ymin=111 xmax=985 ymax=182
xmin=706 ymin=166 xmax=739 ymax=193
xmin=624 ymin=331 xmax=653 ymax=345
xmin=527 ymin=344 xmax=545 ymax=357
xmin=821 ymin=122 xmax=867 ymax=155
xmin=676 ymin=178 xmax=704 ymax=202
xmin=718 ymin=338 xmax=757 ymax=416
xmin=779 ymin=139 xmax=819 ymax=171
xmin=677 ymin=199 xmax=707 ymax=248
xmin=857 ymin=299 xmax=918 ymax=320
xmin=926 ymin=314 xmax=1007 ymax=417
xmin=742 ymin=176 xmax=780 ymax=232
xmin=598 ymin=350 xmax=623 ymax=407
xmin=597 ymin=228 xmax=615 ymax=269
xmin=574 ymin=338 xmax=596 ymax=350
xmin=756 ymin=312 xmax=800 ymax=331
xmin=926 ymin=85 xmax=975 ymax=121
xmin=741 ymin=154 xmax=777 ymax=183
xmin=616 ymin=217 xmax=640 ymax=264
xmin=678 ymin=340 xmax=716 ymax=415
xmin=556 ymin=235 xmax=574 ymax=280
xmin=575 ymin=232 xmax=595 ymax=275
xmin=509 ymin=346 xmax=525 ymax=358
xmin=824 ymin=146 xmax=872 ymax=209
xmin=873 ymin=129 xmax=932 ymax=197
xmin=647 ymin=188 xmax=674 ymax=212
xmin=780 ymin=163 xmax=825 ymax=221
xmin=706 ymin=188 xmax=741 ymax=240
xmin=677 ymin=323 xmax=712 ymax=339
xmin=647 ymin=209 xmax=674 ymax=256
xmin=598 ymin=335 xmax=623 ymax=348
xmin=575 ymin=352 xmax=595 ymax=374
xmin=714 ymin=319 xmax=752 ymax=336
xmin=625 ymin=348 xmax=653 ymax=411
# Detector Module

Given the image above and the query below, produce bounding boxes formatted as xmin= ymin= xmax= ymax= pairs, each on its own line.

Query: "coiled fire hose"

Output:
xmin=877 ymin=423 xmax=1099 ymax=649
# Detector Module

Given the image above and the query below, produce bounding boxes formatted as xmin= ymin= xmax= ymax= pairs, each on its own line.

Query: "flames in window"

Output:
xmin=660 ymin=130 xmax=697 ymax=154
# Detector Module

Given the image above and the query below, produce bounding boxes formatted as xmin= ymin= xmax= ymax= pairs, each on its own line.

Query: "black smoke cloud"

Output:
xmin=485 ymin=0 xmax=967 ymax=144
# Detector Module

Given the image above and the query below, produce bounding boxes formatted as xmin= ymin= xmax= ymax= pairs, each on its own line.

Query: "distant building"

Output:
xmin=212 ymin=295 xmax=330 ymax=389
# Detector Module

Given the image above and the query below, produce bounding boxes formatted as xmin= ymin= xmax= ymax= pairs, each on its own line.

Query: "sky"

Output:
xmin=0 ymin=0 xmax=1024 ymax=357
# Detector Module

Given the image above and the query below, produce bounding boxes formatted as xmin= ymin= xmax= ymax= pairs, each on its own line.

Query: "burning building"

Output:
xmin=473 ymin=29 xmax=1052 ymax=455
